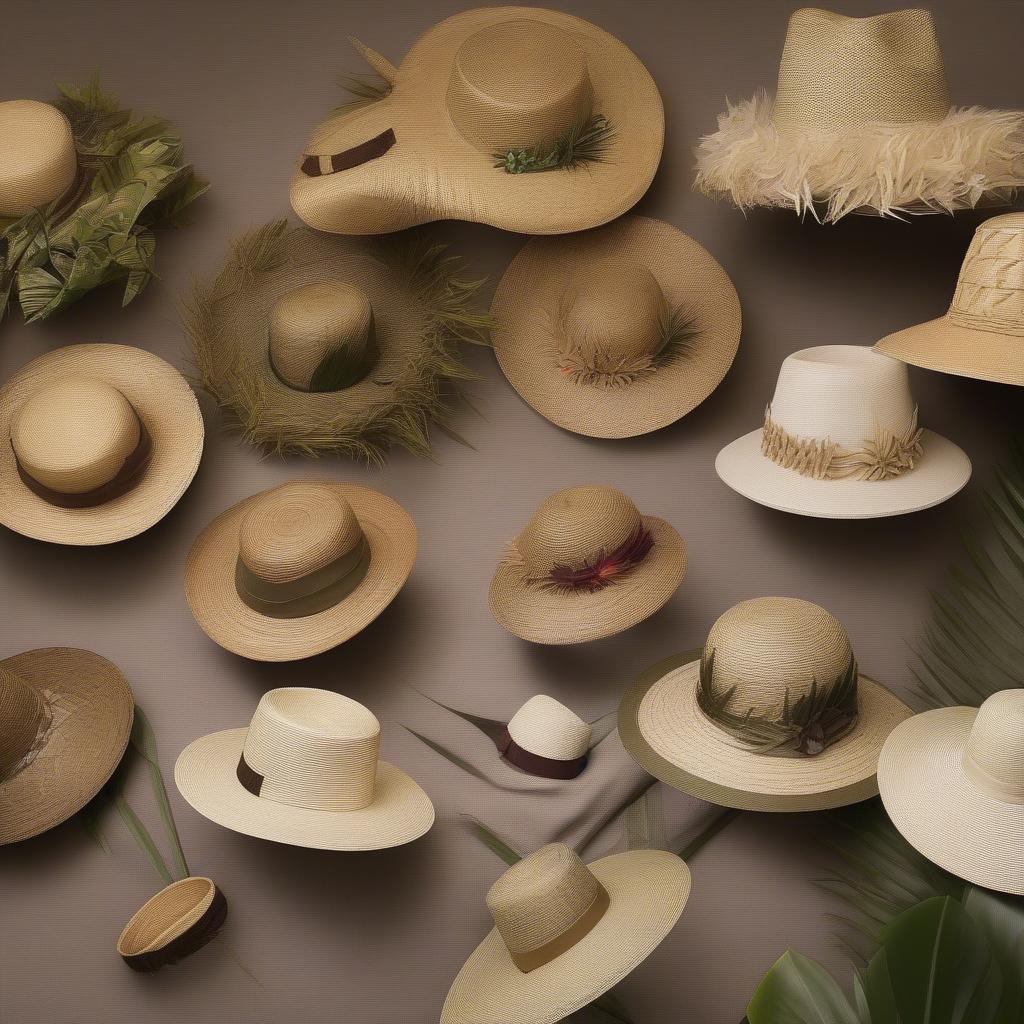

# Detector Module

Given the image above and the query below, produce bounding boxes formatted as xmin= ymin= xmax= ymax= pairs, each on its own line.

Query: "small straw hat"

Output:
xmin=0 ymin=100 xmax=78 ymax=218
xmin=440 ymin=843 xmax=689 ymax=1024
xmin=500 ymin=696 xmax=592 ymax=780
xmin=619 ymin=597 xmax=912 ymax=812
xmin=0 ymin=648 xmax=134 ymax=845
xmin=876 ymin=213 xmax=1024 ymax=386
xmin=490 ymin=216 xmax=742 ymax=438
xmin=489 ymin=485 xmax=687 ymax=646
xmin=715 ymin=345 xmax=971 ymax=519
xmin=878 ymin=690 xmax=1024 ymax=896
xmin=185 ymin=480 xmax=416 ymax=662
xmin=175 ymin=688 xmax=435 ymax=851
xmin=0 ymin=344 xmax=204 ymax=545
xmin=289 ymin=8 xmax=663 ymax=236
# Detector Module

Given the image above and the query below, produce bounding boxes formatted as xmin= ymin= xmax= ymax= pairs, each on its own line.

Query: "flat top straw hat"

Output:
xmin=289 ymin=7 xmax=663 ymax=236
xmin=185 ymin=480 xmax=416 ymax=662
xmin=0 ymin=99 xmax=78 ymax=218
xmin=501 ymin=695 xmax=592 ymax=780
xmin=878 ymin=689 xmax=1024 ymax=896
xmin=440 ymin=842 xmax=689 ymax=1024
xmin=491 ymin=216 xmax=741 ymax=439
xmin=489 ymin=485 xmax=687 ymax=646
xmin=175 ymin=688 xmax=435 ymax=851
xmin=0 ymin=648 xmax=134 ymax=845
xmin=716 ymin=345 xmax=971 ymax=519
xmin=619 ymin=597 xmax=913 ymax=812
xmin=0 ymin=344 xmax=204 ymax=545
xmin=695 ymin=7 xmax=1024 ymax=222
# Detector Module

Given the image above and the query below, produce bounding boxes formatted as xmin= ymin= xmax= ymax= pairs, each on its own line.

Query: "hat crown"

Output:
xmin=0 ymin=668 xmax=46 ymax=780
xmin=964 ymin=690 xmax=1024 ymax=801
xmin=0 ymin=99 xmax=78 ymax=219
xmin=507 ymin=695 xmax=591 ymax=761
xmin=947 ymin=214 xmax=1024 ymax=337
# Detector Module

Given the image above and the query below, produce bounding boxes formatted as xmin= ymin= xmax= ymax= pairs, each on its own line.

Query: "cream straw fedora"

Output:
xmin=440 ymin=842 xmax=689 ymax=1024
xmin=489 ymin=485 xmax=687 ymax=646
xmin=619 ymin=597 xmax=912 ymax=812
xmin=289 ymin=8 xmax=663 ymax=236
xmin=0 ymin=344 xmax=204 ymax=545
xmin=501 ymin=696 xmax=592 ymax=780
xmin=185 ymin=480 xmax=416 ymax=662
xmin=715 ymin=345 xmax=971 ymax=519
xmin=695 ymin=7 xmax=1024 ymax=222
xmin=490 ymin=216 xmax=741 ymax=438
xmin=878 ymin=690 xmax=1024 ymax=896
xmin=876 ymin=213 xmax=1024 ymax=386
xmin=175 ymin=688 xmax=434 ymax=851
xmin=0 ymin=648 xmax=134 ymax=845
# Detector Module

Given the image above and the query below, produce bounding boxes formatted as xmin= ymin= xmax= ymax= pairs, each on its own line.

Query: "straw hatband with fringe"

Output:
xmin=500 ymin=695 xmax=592 ymax=779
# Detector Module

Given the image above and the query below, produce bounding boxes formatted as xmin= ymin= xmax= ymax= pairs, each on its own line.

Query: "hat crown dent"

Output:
xmin=0 ymin=668 xmax=46 ymax=780
xmin=0 ymin=99 xmax=78 ymax=219
xmin=947 ymin=214 xmax=1024 ymax=336
xmin=964 ymin=690 xmax=1024 ymax=802
xmin=507 ymin=695 xmax=592 ymax=761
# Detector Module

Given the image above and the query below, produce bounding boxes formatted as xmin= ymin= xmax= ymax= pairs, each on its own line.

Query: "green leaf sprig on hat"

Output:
xmin=494 ymin=115 xmax=614 ymax=174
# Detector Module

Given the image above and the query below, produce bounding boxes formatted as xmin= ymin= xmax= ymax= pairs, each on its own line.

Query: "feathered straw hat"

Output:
xmin=175 ymin=688 xmax=435 ymax=851
xmin=0 ymin=648 xmax=134 ymax=845
xmin=695 ymin=7 xmax=1024 ymax=222
xmin=289 ymin=7 xmax=663 ymax=236
xmin=440 ymin=842 xmax=689 ymax=1024
xmin=490 ymin=216 xmax=741 ymax=438
xmin=500 ymin=696 xmax=592 ymax=780
xmin=489 ymin=485 xmax=687 ymax=646
xmin=619 ymin=597 xmax=913 ymax=812
xmin=715 ymin=345 xmax=971 ymax=519
xmin=0 ymin=344 xmax=204 ymax=545
xmin=878 ymin=689 xmax=1024 ymax=896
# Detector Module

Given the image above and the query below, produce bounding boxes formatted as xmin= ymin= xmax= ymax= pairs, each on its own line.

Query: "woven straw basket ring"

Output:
xmin=0 ymin=99 xmax=78 ymax=218
xmin=502 ymin=695 xmax=592 ymax=779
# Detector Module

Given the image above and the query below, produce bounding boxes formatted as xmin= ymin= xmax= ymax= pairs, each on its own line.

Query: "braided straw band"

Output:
xmin=497 ymin=726 xmax=588 ymax=780
xmin=510 ymin=882 xmax=611 ymax=973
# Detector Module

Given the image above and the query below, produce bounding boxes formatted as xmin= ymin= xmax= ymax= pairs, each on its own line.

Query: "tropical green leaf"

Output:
xmin=460 ymin=813 xmax=523 ymax=867
xmin=494 ymin=115 xmax=614 ymax=173
xmin=963 ymin=887 xmax=1024 ymax=1023
xmin=404 ymin=728 xmax=496 ymax=785
xmin=113 ymin=796 xmax=173 ymax=886
xmin=746 ymin=950 xmax=859 ymax=1024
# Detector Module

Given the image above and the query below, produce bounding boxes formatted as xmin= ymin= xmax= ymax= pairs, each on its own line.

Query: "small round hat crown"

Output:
xmin=0 ymin=668 xmax=47 ymax=781
xmin=964 ymin=689 xmax=1024 ymax=802
xmin=947 ymin=214 xmax=1024 ymax=337
xmin=507 ymin=695 xmax=591 ymax=761
xmin=0 ymin=100 xmax=78 ymax=219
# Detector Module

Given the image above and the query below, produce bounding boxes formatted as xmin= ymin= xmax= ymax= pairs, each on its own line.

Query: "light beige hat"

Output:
xmin=489 ymin=485 xmax=687 ymax=646
xmin=876 ymin=213 xmax=1024 ymax=386
xmin=175 ymin=688 xmax=435 ymax=851
xmin=500 ymin=695 xmax=592 ymax=779
xmin=185 ymin=480 xmax=416 ymax=662
xmin=491 ymin=215 xmax=742 ymax=438
xmin=0 ymin=344 xmax=204 ymax=545
xmin=440 ymin=842 xmax=689 ymax=1024
xmin=619 ymin=597 xmax=913 ymax=812
xmin=878 ymin=689 xmax=1024 ymax=896
xmin=716 ymin=345 xmax=971 ymax=519
xmin=0 ymin=100 xmax=78 ymax=218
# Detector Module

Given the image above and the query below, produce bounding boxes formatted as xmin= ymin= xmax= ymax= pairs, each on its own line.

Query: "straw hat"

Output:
xmin=716 ymin=345 xmax=971 ymax=519
xmin=0 ymin=100 xmax=78 ymax=217
xmin=289 ymin=8 xmax=663 ymax=236
xmin=876 ymin=213 xmax=1024 ymax=386
xmin=619 ymin=597 xmax=913 ymax=812
xmin=489 ymin=485 xmax=687 ymax=646
xmin=0 ymin=648 xmax=134 ymax=845
xmin=185 ymin=480 xmax=416 ymax=662
xmin=490 ymin=216 xmax=741 ymax=438
xmin=695 ymin=8 xmax=1024 ymax=221
xmin=175 ymin=688 xmax=435 ymax=850
xmin=878 ymin=690 xmax=1024 ymax=896
xmin=440 ymin=842 xmax=689 ymax=1024
xmin=500 ymin=696 xmax=592 ymax=779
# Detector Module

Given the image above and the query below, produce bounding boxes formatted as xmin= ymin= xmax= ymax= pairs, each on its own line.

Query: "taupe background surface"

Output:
xmin=1 ymin=1 xmax=1021 ymax=1021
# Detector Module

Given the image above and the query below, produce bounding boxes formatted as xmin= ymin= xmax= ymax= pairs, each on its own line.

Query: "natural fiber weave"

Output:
xmin=506 ymin=696 xmax=591 ymax=763
xmin=0 ymin=100 xmax=77 ymax=217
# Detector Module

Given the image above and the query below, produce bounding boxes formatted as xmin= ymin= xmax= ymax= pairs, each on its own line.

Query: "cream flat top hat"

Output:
xmin=716 ymin=345 xmax=971 ymax=519
xmin=500 ymin=695 xmax=592 ymax=779
xmin=175 ymin=688 xmax=435 ymax=851
xmin=0 ymin=99 xmax=78 ymax=218
xmin=440 ymin=843 xmax=689 ymax=1024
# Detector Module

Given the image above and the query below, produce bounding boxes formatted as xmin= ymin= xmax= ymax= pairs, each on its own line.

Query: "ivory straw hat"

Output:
xmin=0 ymin=648 xmax=134 ymax=845
xmin=619 ymin=598 xmax=913 ymax=812
xmin=500 ymin=696 xmax=592 ymax=779
xmin=878 ymin=690 xmax=1024 ymax=896
xmin=715 ymin=345 xmax=971 ymax=519
xmin=490 ymin=216 xmax=742 ymax=438
xmin=175 ymin=688 xmax=435 ymax=851
xmin=489 ymin=485 xmax=687 ymax=646
xmin=289 ymin=7 xmax=663 ymax=236
xmin=0 ymin=100 xmax=77 ymax=217
xmin=440 ymin=843 xmax=689 ymax=1024
xmin=695 ymin=8 xmax=1024 ymax=221
xmin=185 ymin=480 xmax=416 ymax=662
xmin=0 ymin=344 xmax=203 ymax=545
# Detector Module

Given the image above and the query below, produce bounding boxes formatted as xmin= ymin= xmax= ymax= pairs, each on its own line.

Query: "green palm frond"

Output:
xmin=494 ymin=115 xmax=614 ymax=174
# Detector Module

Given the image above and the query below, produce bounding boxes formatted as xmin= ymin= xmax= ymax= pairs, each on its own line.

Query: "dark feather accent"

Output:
xmin=542 ymin=527 xmax=653 ymax=594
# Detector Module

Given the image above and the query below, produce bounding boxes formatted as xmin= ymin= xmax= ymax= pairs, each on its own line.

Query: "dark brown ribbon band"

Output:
xmin=300 ymin=128 xmax=396 ymax=177
xmin=497 ymin=726 xmax=588 ymax=780
xmin=121 ymin=886 xmax=228 ymax=973
xmin=236 ymin=754 xmax=264 ymax=797
xmin=510 ymin=883 xmax=611 ymax=973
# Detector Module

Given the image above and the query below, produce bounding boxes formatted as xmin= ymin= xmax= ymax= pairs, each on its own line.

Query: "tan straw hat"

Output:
xmin=716 ymin=345 xmax=971 ymax=519
xmin=489 ymin=485 xmax=687 ymax=646
xmin=185 ymin=480 xmax=416 ymax=662
xmin=695 ymin=7 xmax=1024 ymax=221
xmin=0 ymin=100 xmax=78 ymax=218
xmin=491 ymin=216 xmax=741 ymax=438
xmin=0 ymin=344 xmax=204 ymax=545
xmin=878 ymin=690 xmax=1024 ymax=896
xmin=500 ymin=696 xmax=592 ymax=780
xmin=876 ymin=213 xmax=1024 ymax=386
xmin=0 ymin=648 xmax=134 ymax=845
xmin=619 ymin=597 xmax=912 ymax=812
xmin=289 ymin=7 xmax=663 ymax=236
xmin=440 ymin=843 xmax=689 ymax=1024
xmin=175 ymin=688 xmax=435 ymax=851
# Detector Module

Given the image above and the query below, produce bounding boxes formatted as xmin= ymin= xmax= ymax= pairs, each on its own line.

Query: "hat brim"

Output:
xmin=440 ymin=850 xmax=689 ymax=1024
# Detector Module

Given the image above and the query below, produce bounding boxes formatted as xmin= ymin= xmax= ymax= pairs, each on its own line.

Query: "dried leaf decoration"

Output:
xmin=494 ymin=115 xmax=614 ymax=174
xmin=540 ymin=526 xmax=654 ymax=594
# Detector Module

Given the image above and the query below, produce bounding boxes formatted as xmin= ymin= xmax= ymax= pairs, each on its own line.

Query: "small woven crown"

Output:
xmin=0 ymin=668 xmax=46 ymax=780
xmin=947 ymin=213 xmax=1024 ymax=337
xmin=964 ymin=690 xmax=1024 ymax=802
xmin=0 ymin=99 xmax=78 ymax=219
xmin=117 ymin=877 xmax=216 ymax=957
xmin=507 ymin=695 xmax=591 ymax=761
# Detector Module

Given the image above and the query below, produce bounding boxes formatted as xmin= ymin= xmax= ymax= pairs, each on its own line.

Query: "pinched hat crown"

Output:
xmin=0 ymin=99 xmax=78 ymax=219
xmin=0 ymin=668 xmax=48 ymax=782
xmin=963 ymin=690 xmax=1024 ymax=803
xmin=507 ymin=695 xmax=591 ymax=762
